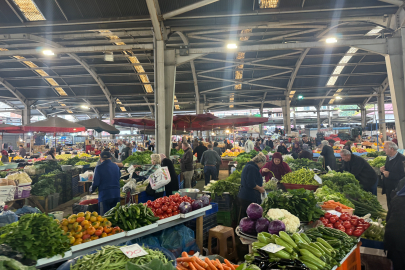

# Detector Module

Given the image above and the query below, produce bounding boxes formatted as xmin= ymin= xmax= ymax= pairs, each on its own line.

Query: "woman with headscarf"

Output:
xmin=159 ymin=154 xmax=179 ymax=196
xmin=260 ymin=152 xmax=291 ymax=182
xmin=254 ymin=141 xmax=261 ymax=152
xmin=384 ymin=181 xmax=405 ymax=270
xmin=320 ymin=140 xmax=337 ymax=171
xmin=291 ymin=143 xmax=301 ymax=159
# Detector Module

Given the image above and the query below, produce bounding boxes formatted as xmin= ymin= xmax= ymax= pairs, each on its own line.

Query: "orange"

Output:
xmin=90 ymin=216 xmax=97 ymax=222
xmin=91 ymin=211 xmax=99 ymax=217
xmin=77 ymin=212 xmax=85 ymax=218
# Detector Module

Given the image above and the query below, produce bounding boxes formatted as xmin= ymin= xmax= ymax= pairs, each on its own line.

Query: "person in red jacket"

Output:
xmin=260 ymin=152 xmax=291 ymax=182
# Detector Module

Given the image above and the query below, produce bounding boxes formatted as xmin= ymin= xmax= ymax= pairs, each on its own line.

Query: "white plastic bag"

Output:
xmin=148 ymin=166 xmax=171 ymax=190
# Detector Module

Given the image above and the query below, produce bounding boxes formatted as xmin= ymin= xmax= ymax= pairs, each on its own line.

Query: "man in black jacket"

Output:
xmin=180 ymin=142 xmax=194 ymax=188
xmin=380 ymin=141 xmax=405 ymax=207
xmin=193 ymin=141 xmax=207 ymax=162
xmin=340 ymin=149 xmax=377 ymax=194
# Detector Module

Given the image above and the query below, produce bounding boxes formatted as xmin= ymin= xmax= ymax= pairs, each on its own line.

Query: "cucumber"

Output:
xmin=317 ymin=238 xmax=334 ymax=250
xmin=309 ymin=243 xmax=325 ymax=256
xmin=299 ymin=256 xmax=327 ymax=269
xmin=314 ymin=242 xmax=334 ymax=257
xmin=300 ymin=233 xmax=312 ymax=244
xmin=297 ymin=243 xmax=323 ymax=258
xmin=292 ymin=233 xmax=307 ymax=245
xmin=275 ymin=238 xmax=294 ymax=254
xmin=299 ymin=249 xmax=326 ymax=267
xmin=326 ymin=240 xmax=341 ymax=248
xmin=274 ymin=249 xmax=291 ymax=260
xmin=279 ymin=231 xmax=298 ymax=249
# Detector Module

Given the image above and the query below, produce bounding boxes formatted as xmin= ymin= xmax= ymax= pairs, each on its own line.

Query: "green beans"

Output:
xmin=71 ymin=245 xmax=170 ymax=270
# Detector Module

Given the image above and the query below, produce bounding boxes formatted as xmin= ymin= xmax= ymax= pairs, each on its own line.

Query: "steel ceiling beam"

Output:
xmin=49 ymin=30 xmax=153 ymax=39
xmin=162 ymin=0 xmax=220 ymax=20
xmin=146 ymin=0 xmax=164 ymax=41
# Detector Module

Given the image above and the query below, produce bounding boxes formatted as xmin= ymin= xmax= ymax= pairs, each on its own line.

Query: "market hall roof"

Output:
xmin=0 ymin=0 xmax=397 ymax=120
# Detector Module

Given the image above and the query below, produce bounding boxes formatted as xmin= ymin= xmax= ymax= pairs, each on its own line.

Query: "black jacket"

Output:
xmin=340 ymin=154 xmax=377 ymax=190
xmin=382 ymin=153 xmax=405 ymax=195
xmin=298 ymin=150 xmax=313 ymax=160
xmin=180 ymin=147 xmax=193 ymax=172
xmin=320 ymin=145 xmax=337 ymax=171
xmin=193 ymin=145 xmax=207 ymax=162
xmin=277 ymin=145 xmax=289 ymax=155
xmin=266 ymin=140 xmax=274 ymax=149
xmin=384 ymin=195 xmax=405 ymax=252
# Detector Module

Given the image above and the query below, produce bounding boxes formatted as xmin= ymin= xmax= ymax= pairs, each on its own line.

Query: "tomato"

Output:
xmin=337 ymin=225 xmax=346 ymax=232
xmin=329 ymin=216 xmax=338 ymax=224
xmin=322 ymin=219 xmax=329 ymax=226
xmin=162 ymin=214 xmax=168 ymax=219
xmin=363 ymin=222 xmax=370 ymax=230
xmin=326 ymin=224 xmax=334 ymax=228
xmin=335 ymin=206 xmax=342 ymax=213
xmin=353 ymin=229 xmax=363 ymax=237
xmin=345 ymin=228 xmax=353 ymax=236
xmin=162 ymin=205 xmax=168 ymax=212
xmin=156 ymin=208 xmax=163 ymax=215
xmin=166 ymin=208 xmax=172 ymax=213
xmin=340 ymin=213 xmax=350 ymax=221
xmin=343 ymin=221 xmax=352 ymax=229
xmin=358 ymin=218 xmax=365 ymax=224
xmin=154 ymin=203 xmax=161 ymax=208
xmin=167 ymin=213 xmax=173 ymax=217
xmin=350 ymin=219 xmax=359 ymax=226
xmin=324 ymin=212 xmax=332 ymax=219
xmin=173 ymin=205 xmax=179 ymax=211
xmin=173 ymin=197 xmax=179 ymax=202
xmin=334 ymin=221 xmax=342 ymax=229
xmin=82 ymin=234 xmax=91 ymax=240
xmin=174 ymin=210 xmax=180 ymax=215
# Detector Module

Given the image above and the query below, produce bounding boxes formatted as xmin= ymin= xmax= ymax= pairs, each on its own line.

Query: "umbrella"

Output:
xmin=173 ymin=113 xmax=217 ymax=131
xmin=138 ymin=129 xmax=189 ymax=135
xmin=113 ymin=117 xmax=155 ymax=142
xmin=78 ymin=118 xmax=120 ymax=134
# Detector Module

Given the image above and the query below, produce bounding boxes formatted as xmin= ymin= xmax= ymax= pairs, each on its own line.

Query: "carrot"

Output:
xmin=205 ymin=257 xmax=217 ymax=270
xmin=176 ymin=264 xmax=188 ymax=270
xmin=194 ymin=257 xmax=209 ymax=268
xmin=182 ymin=262 xmax=189 ymax=268
xmin=177 ymin=257 xmax=196 ymax=263
xmin=224 ymin=259 xmax=235 ymax=270
xmin=222 ymin=266 xmax=231 ymax=270
xmin=188 ymin=262 xmax=197 ymax=270
xmin=176 ymin=267 xmax=183 ymax=270
xmin=191 ymin=261 xmax=205 ymax=270
xmin=215 ymin=259 xmax=224 ymax=270
xmin=182 ymin=252 xmax=189 ymax=258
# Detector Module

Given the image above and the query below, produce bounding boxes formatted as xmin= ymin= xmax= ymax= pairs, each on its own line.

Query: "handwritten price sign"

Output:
xmin=120 ymin=244 xmax=148 ymax=259
xmin=260 ymin=243 xmax=285 ymax=253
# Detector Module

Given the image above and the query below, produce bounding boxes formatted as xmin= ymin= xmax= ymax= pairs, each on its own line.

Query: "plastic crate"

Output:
xmin=205 ymin=202 xmax=218 ymax=216
xmin=72 ymin=174 xmax=82 ymax=196
xmin=336 ymin=243 xmax=361 ymax=270
xmin=216 ymin=211 xmax=233 ymax=226
xmin=185 ymin=213 xmax=218 ymax=234
xmin=210 ymin=193 xmax=233 ymax=211
xmin=360 ymin=238 xmax=384 ymax=250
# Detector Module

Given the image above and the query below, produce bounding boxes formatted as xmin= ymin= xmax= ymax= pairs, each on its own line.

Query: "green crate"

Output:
xmin=217 ymin=209 xmax=237 ymax=227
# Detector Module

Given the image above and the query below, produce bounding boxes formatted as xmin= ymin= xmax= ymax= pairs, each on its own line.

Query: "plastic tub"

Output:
xmin=179 ymin=188 xmax=200 ymax=199
xmin=5 ymin=163 xmax=18 ymax=169
xmin=282 ymin=183 xmax=319 ymax=191
xmin=49 ymin=211 xmax=64 ymax=221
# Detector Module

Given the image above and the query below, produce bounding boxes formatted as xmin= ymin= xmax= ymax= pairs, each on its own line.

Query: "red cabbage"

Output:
xmin=179 ymin=202 xmax=192 ymax=214
xmin=191 ymin=200 xmax=203 ymax=210
xmin=268 ymin=220 xmax=285 ymax=235
xmin=200 ymin=195 xmax=210 ymax=207
xmin=255 ymin=217 xmax=270 ymax=233
xmin=239 ymin=217 xmax=256 ymax=235
xmin=246 ymin=203 xmax=263 ymax=220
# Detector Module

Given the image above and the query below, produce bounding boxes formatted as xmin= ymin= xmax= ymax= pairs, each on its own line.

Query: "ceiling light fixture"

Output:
xmin=336 ymin=96 xmax=342 ymax=100
xmin=227 ymin=43 xmax=238 ymax=49
xmin=325 ymin=37 xmax=338 ymax=44
xmin=42 ymin=50 xmax=55 ymax=56
xmin=81 ymin=105 xmax=89 ymax=109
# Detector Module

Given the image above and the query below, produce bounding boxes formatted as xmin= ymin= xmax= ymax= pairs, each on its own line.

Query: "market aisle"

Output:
xmin=377 ymin=187 xmax=388 ymax=211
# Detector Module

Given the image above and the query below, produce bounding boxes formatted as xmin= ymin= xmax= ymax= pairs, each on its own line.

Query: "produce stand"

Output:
xmin=35 ymin=204 xmax=212 ymax=268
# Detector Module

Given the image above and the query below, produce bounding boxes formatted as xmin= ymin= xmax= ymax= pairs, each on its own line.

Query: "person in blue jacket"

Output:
xmin=237 ymin=152 xmax=267 ymax=221
xmin=91 ymin=151 xmax=121 ymax=215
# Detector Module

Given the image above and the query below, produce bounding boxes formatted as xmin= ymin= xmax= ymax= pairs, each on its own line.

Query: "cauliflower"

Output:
xmin=266 ymin=208 xmax=300 ymax=233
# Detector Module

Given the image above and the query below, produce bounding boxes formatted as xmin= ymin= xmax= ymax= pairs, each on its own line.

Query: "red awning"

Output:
xmin=204 ymin=116 xmax=269 ymax=128
xmin=113 ymin=117 xmax=155 ymax=128
xmin=22 ymin=117 xmax=86 ymax=133
xmin=173 ymin=113 xmax=217 ymax=130
xmin=0 ymin=124 xmax=23 ymax=133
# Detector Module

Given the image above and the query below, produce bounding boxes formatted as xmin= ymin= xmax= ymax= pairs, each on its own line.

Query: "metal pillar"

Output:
xmin=377 ymin=90 xmax=386 ymax=142
xmin=316 ymin=106 xmax=321 ymax=131
xmin=164 ymin=49 xmax=176 ymax=156
xmin=259 ymin=107 xmax=264 ymax=136
xmin=293 ymin=109 xmax=297 ymax=129
xmin=22 ymin=108 xmax=31 ymax=125
xmin=328 ymin=106 xmax=332 ymax=127
xmin=360 ymin=105 xmax=366 ymax=129
xmin=109 ymin=101 xmax=116 ymax=139
xmin=285 ymin=99 xmax=291 ymax=134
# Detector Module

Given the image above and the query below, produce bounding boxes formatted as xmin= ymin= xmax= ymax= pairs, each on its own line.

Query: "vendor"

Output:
xmin=384 ymin=180 xmax=405 ymax=270
xmin=380 ymin=141 xmax=405 ymax=207
xmin=298 ymin=144 xmax=313 ymax=160
xmin=19 ymin=145 xmax=26 ymax=157
xmin=339 ymin=149 xmax=378 ymax=194
xmin=1 ymin=149 xmax=8 ymax=163
xmin=320 ymin=140 xmax=337 ymax=171
xmin=299 ymin=135 xmax=312 ymax=149
xmin=260 ymin=152 xmax=291 ymax=182
xmin=343 ymin=141 xmax=353 ymax=153
xmin=200 ymin=144 xmax=221 ymax=185
xmin=94 ymin=147 xmax=101 ymax=156
xmin=121 ymin=143 xmax=132 ymax=160
xmin=90 ymin=151 xmax=121 ymax=215
xmin=291 ymin=143 xmax=301 ymax=159
xmin=354 ymin=134 xmax=362 ymax=143
xmin=237 ymin=152 xmax=266 ymax=221
xmin=276 ymin=141 xmax=289 ymax=155
xmin=46 ymin=148 xmax=56 ymax=160
xmin=160 ymin=154 xmax=179 ymax=196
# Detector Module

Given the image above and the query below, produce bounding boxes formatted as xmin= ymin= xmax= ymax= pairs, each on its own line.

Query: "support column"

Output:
xmin=293 ymin=109 xmax=297 ymax=129
xmin=22 ymin=101 xmax=33 ymax=125
xmin=109 ymin=101 xmax=116 ymax=139
xmin=164 ymin=49 xmax=176 ymax=156
xmin=285 ymin=99 xmax=291 ymax=134
xmin=316 ymin=106 xmax=321 ymax=131
xmin=259 ymin=107 xmax=264 ymax=136
xmin=360 ymin=105 xmax=366 ymax=129
xmin=377 ymin=91 xmax=386 ymax=143
xmin=328 ymin=106 xmax=332 ymax=127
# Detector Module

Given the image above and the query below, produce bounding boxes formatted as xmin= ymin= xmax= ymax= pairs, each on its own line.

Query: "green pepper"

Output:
xmin=252 ymin=241 xmax=267 ymax=249
xmin=258 ymin=234 xmax=272 ymax=244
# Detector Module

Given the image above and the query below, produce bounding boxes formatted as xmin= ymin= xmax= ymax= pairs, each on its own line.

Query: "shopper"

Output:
xmin=148 ymin=142 xmax=155 ymax=152
xmin=160 ymin=155 xmax=179 ymax=196
xmin=192 ymin=138 xmax=199 ymax=151
xmin=277 ymin=141 xmax=289 ymax=155
xmin=55 ymin=144 xmax=62 ymax=155
xmin=320 ymin=140 xmax=337 ymax=171
xmin=193 ymin=141 xmax=207 ymax=162
xmin=254 ymin=141 xmax=261 ymax=152
xmin=96 ymin=148 xmax=123 ymax=168
xmin=339 ymin=149 xmax=378 ymax=194
xmin=298 ymin=144 xmax=313 ymax=160
xmin=46 ymin=149 xmax=56 ymax=160
xmin=213 ymin=142 xmax=222 ymax=178
xmin=300 ymin=135 xmax=313 ymax=149
xmin=291 ymin=143 xmax=301 ymax=159
xmin=343 ymin=141 xmax=353 ymax=154
xmin=135 ymin=154 xmax=161 ymax=179
xmin=19 ymin=145 xmax=26 ymax=157
xmin=380 ymin=141 xmax=405 ymax=207
xmin=266 ymin=137 xmax=274 ymax=149
xmin=121 ymin=143 xmax=132 ymax=160
xmin=237 ymin=152 xmax=266 ymax=221
xmin=200 ymin=144 xmax=222 ymax=185
xmin=180 ymin=142 xmax=194 ymax=188
xmin=384 ymin=182 xmax=405 ymax=270
xmin=260 ymin=152 xmax=291 ymax=182
xmin=90 ymin=151 xmax=120 ymax=215
xmin=354 ymin=134 xmax=362 ymax=143
xmin=7 ymin=147 xmax=12 ymax=154
xmin=244 ymin=136 xmax=255 ymax=153
xmin=111 ymin=146 xmax=119 ymax=159
xmin=1 ymin=149 xmax=8 ymax=163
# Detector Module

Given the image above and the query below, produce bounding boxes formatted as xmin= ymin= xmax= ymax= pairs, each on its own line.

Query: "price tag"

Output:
xmin=260 ymin=243 xmax=285 ymax=253
xmin=120 ymin=244 xmax=148 ymax=258
xmin=327 ymin=210 xmax=342 ymax=217
xmin=314 ymin=174 xmax=322 ymax=184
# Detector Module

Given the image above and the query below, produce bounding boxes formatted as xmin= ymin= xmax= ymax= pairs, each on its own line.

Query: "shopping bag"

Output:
xmin=148 ymin=166 xmax=171 ymax=190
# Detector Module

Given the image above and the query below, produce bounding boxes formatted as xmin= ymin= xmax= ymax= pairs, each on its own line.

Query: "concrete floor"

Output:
xmin=377 ymin=187 xmax=388 ymax=211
